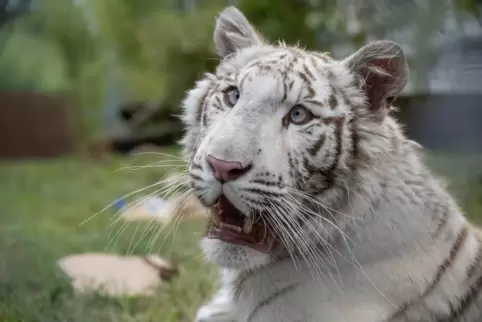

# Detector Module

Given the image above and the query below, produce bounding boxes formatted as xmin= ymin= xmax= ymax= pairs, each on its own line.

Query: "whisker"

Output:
xmin=265 ymin=200 xmax=302 ymax=272
xmin=105 ymin=217 xmax=131 ymax=252
xmin=129 ymin=151 xmax=187 ymax=161
xmin=78 ymin=180 xmax=166 ymax=226
xmin=286 ymin=188 xmax=360 ymax=248
xmin=284 ymin=193 xmax=358 ymax=266
xmin=274 ymin=197 xmax=340 ymax=288
xmin=260 ymin=195 xmax=331 ymax=286
xmin=287 ymin=188 xmax=357 ymax=220
xmin=282 ymin=199 xmax=343 ymax=286
xmin=130 ymin=217 xmax=162 ymax=254
xmin=146 ymin=188 xmax=194 ymax=252
xmin=79 ymin=171 xmax=190 ymax=227
xmin=122 ymin=186 xmax=191 ymax=256
xmin=117 ymin=163 xmax=187 ymax=172
xmin=109 ymin=161 xmax=187 ymax=174
xmin=103 ymin=172 xmax=191 ymax=252
xmin=283 ymin=190 xmax=396 ymax=307
xmin=126 ymin=220 xmax=144 ymax=256
xmin=108 ymin=186 xmax=167 ymax=228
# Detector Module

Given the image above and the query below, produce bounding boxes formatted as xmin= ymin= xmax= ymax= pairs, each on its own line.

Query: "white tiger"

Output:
xmin=178 ymin=6 xmax=482 ymax=322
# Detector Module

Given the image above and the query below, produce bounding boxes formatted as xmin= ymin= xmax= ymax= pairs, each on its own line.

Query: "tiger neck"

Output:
xmin=313 ymin=126 xmax=469 ymax=269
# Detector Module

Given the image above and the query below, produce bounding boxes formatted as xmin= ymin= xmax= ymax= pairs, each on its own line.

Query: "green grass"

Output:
xmin=0 ymin=148 xmax=219 ymax=322
xmin=425 ymin=152 xmax=482 ymax=223
xmin=0 ymin=148 xmax=481 ymax=322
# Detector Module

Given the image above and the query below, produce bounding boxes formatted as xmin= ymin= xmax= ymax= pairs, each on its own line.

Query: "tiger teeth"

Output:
xmin=211 ymin=208 xmax=221 ymax=227
xmin=220 ymin=222 xmax=242 ymax=233
xmin=243 ymin=217 xmax=253 ymax=234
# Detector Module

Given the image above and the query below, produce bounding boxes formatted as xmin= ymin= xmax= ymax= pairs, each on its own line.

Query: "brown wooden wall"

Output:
xmin=0 ymin=92 xmax=75 ymax=159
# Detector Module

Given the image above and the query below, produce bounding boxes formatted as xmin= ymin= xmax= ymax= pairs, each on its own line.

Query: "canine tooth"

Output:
xmin=211 ymin=208 xmax=221 ymax=226
xmin=221 ymin=222 xmax=242 ymax=233
xmin=243 ymin=217 xmax=253 ymax=234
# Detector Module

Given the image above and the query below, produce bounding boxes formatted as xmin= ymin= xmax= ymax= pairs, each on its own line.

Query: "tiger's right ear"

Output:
xmin=213 ymin=6 xmax=264 ymax=58
xmin=342 ymin=40 xmax=408 ymax=120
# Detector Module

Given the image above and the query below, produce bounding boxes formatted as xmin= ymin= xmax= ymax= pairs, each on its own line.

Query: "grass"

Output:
xmin=425 ymin=152 xmax=482 ymax=223
xmin=0 ymin=147 xmax=481 ymax=322
xmin=0 ymin=148 xmax=218 ymax=322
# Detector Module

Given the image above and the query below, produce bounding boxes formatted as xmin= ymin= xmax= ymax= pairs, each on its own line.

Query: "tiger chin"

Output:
xmin=179 ymin=6 xmax=482 ymax=322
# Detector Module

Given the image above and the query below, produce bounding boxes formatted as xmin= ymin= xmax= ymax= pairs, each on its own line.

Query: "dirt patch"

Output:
xmin=58 ymin=253 xmax=178 ymax=297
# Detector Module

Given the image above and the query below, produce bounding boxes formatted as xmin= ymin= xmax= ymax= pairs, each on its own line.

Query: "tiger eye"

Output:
xmin=224 ymin=87 xmax=240 ymax=107
xmin=288 ymin=105 xmax=313 ymax=125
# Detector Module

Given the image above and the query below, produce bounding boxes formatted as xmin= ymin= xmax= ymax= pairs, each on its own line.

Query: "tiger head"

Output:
xmin=180 ymin=6 xmax=408 ymax=270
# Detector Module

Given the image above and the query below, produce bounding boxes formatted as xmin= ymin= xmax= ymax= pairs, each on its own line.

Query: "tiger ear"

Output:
xmin=213 ymin=6 xmax=264 ymax=58
xmin=343 ymin=40 xmax=408 ymax=119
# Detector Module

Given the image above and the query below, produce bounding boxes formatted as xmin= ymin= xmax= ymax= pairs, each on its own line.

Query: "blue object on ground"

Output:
xmin=113 ymin=198 xmax=127 ymax=211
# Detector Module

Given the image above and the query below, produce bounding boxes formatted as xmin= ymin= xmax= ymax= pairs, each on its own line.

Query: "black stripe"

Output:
xmin=424 ymin=226 xmax=468 ymax=294
xmin=233 ymin=270 xmax=253 ymax=300
xmin=387 ymin=226 xmax=469 ymax=320
xmin=467 ymin=237 xmax=482 ymax=279
xmin=281 ymin=79 xmax=288 ymax=103
xmin=246 ymin=283 xmax=298 ymax=322
xmin=288 ymin=79 xmax=295 ymax=90
xmin=348 ymin=116 xmax=359 ymax=172
xmin=191 ymin=162 xmax=202 ymax=170
xmin=438 ymin=274 xmax=482 ymax=322
xmin=308 ymin=56 xmax=319 ymax=70
xmin=189 ymin=173 xmax=203 ymax=182
xmin=297 ymin=71 xmax=315 ymax=99
xmin=240 ymin=197 xmax=272 ymax=209
xmin=213 ymin=96 xmax=223 ymax=111
xmin=328 ymin=87 xmax=338 ymax=110
xmin=432 ymin=206 xmax=449 ymax=239
xmin=240 ymin=187 xmax=284 ymax=198
xmin=307 ymin=134 xmax=326 ymax=156
xmin=304 ymin=99 xmax=324 ymax=106
xmin=251 ymin=179 xmax=283 ymax=189
xmin=319 ymin=116 xmax=344 ymax=191
xmin=302 ymin=64 xmax=315 ymax=81
xmin=196 ymin=81 xmax=214 ymax=123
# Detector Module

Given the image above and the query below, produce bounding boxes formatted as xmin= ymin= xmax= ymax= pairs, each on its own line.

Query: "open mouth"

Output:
xmin=206 ymin=195 xmax=275 ymax=253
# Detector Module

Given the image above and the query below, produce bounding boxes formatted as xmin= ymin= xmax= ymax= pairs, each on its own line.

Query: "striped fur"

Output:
xmin=179 ymin=6 xmax=482 ymax=322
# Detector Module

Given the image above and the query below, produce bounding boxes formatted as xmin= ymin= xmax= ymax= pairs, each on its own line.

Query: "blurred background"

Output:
xmin=1 ymin=0 xmax=482 ymax=321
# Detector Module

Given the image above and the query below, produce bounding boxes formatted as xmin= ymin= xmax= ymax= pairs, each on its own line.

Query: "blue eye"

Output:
xmin=288 ymin=105 xmax=313 ymax=125
xmin=224 ymin=87 xmax=240 ymax=107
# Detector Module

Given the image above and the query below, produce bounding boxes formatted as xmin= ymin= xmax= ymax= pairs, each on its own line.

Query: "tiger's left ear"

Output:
xmin=343 ymin=40 xmax=408 ymax=119
xmin=213 ymin=6 xmax=264 ymax=58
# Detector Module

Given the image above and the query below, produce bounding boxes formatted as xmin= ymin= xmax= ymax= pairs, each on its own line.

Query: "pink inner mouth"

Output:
xmin=206 ymin=195 xmax=275 ymax=253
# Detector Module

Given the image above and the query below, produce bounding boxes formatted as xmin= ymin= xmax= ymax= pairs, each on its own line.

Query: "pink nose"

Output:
xmin=206 ymin=155 xmax=252 ymax=182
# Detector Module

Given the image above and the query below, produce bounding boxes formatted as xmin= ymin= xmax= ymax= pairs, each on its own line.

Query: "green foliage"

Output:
xmin=31 ymin=0 xmax=106 ymax=142
xmin=90 ymin=0 xmax=224 ymax=117
xmin=238 ymin=0 xmax=319 ymax=50
xmin=1 ymin=0 xmax=107 ymax=143
xmin=454 ymin=0 xmax=482 ymax=18
xmin=0 ymin=30 xmax=67 ymax=92
xmin=132 ymin=6 xmax=222 ymax=114
xmin=1 ymin=0 xmax=480 ymax=142
xmin=32 ymin=0 xmax=100 ymax=78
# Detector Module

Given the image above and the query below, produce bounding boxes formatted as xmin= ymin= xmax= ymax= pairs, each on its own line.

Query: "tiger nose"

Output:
xmin=206 ymin=155 xmax=252 ymax=182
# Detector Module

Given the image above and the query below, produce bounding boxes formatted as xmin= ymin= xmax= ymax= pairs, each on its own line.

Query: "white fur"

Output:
xmin=181 ymin=6 xmax=482 ymax=322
